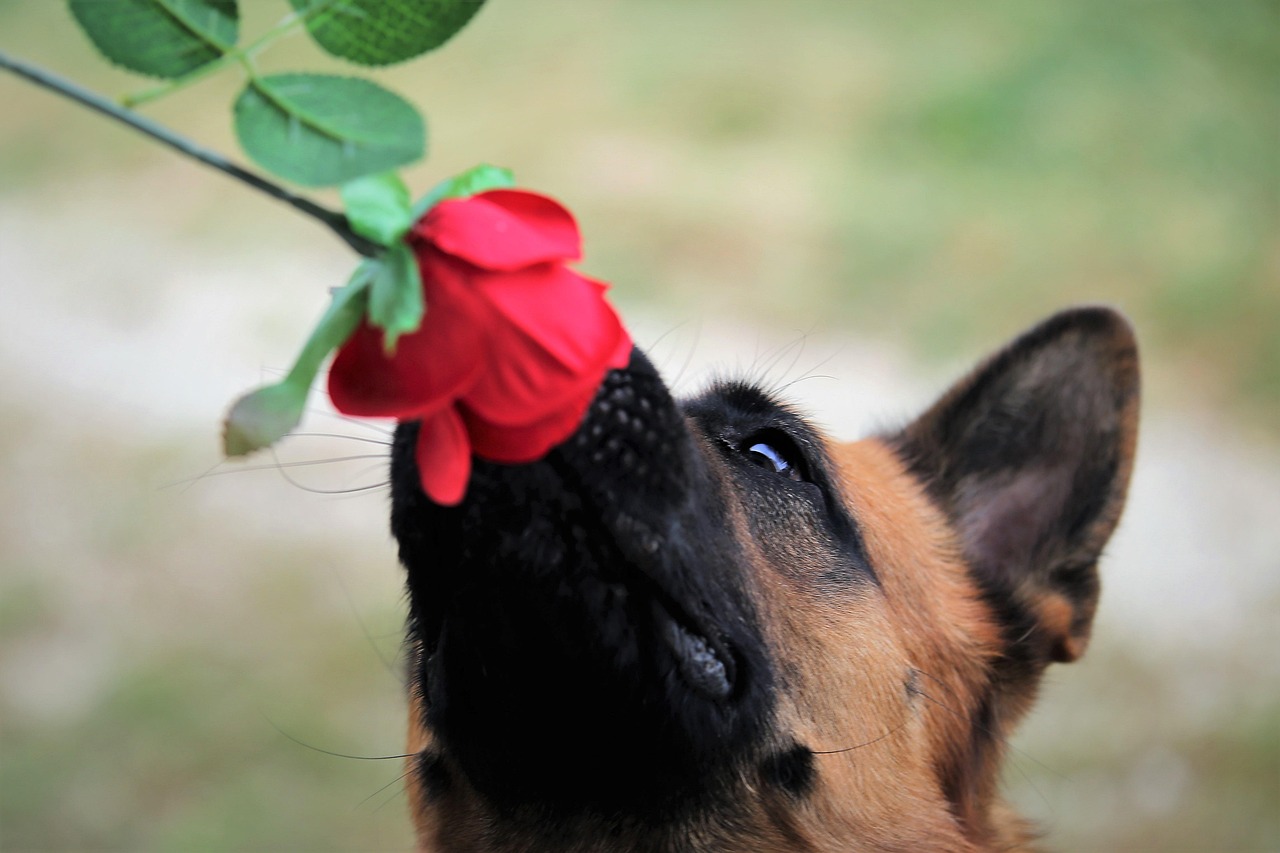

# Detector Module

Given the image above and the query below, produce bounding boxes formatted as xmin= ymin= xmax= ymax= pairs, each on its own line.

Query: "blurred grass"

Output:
xmin=1007 ymin=641 xmax=1280 ymax=851
xmin=1 ymin=1 xmax=1278 ymax=850
xmin=0 ymin=405 xmax=413 ymax=851
xmin=2 ymin=0 xmax=1276 ymax=423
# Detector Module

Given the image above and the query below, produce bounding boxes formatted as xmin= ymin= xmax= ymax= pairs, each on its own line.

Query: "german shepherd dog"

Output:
xmin=388 ymin=306 xmax=1140 ymax=851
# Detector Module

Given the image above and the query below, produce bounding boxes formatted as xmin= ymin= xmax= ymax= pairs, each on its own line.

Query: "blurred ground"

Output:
xmin=1 ymin=1 xmax=1278 ymax=851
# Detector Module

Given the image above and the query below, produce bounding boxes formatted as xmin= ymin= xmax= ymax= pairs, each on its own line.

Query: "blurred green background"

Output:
xmin=1 ymin=1 xmax=1277 ymax=850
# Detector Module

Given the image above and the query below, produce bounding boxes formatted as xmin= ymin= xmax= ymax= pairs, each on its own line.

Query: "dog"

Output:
xmin=386 ymin=306 xmax=1140 ymax=851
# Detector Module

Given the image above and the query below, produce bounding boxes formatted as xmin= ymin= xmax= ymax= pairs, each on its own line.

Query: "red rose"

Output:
xmin=327 ymin=190 xmax=632 ymax=505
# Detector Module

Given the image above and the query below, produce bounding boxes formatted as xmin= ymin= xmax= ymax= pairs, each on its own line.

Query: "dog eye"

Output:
xmin=744 ymin=440 xmax=804 ymax=482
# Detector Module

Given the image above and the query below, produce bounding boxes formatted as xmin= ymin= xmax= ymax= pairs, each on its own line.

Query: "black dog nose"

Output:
xmin=562 ymin=346 xmax=698 ymax=512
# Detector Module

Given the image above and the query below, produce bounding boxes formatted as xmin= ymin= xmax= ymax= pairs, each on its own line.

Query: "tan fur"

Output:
xmin=407 ymin=439 xmax=1034 ymax=852
xmin=400 ymin=308 xmax=1138 ymax=852
xmin=741 ymin=438 xmax=1016 ymax=852
xmin=405 ymin=687 xmax=433 ymax=849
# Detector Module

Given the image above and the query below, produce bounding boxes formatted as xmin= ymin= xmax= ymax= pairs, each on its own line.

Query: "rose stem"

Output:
xmin=0 ymin=49 xmax=380 ymax=259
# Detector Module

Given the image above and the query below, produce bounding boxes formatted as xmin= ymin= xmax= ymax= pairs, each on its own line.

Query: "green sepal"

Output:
xmin=68 ymin=0 xmax=238 ymax=79
xmin=221 ymin=381 xmax=309 ymax=458
xmin=223 ymin=267 xmax=371 ymax=456
xmin=233 ymin=73 xmax=425 ymax=187
xmin=288 ymin=0 xmax=486 ymax=67
xmin=411 ymin=163 xmax=515 ymax=220
xmin=368 ymin=241 xmax=424 ymax=354
xmin=340 ymin=172 xmax=413 ymax=246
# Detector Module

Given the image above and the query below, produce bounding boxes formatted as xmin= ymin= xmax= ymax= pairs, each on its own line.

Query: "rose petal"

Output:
xmin=464 ymin=266 xmax=629 ymax=426
xmin=417 ymin=190 xmax=581 ymax=271
xmin=328 ymin=253 xmax=487 ymax=418
xmin=607 ymin=330 xmax=635 ymax=370
xmin=415 ymin=406 xmax=472 ymax=505
xmin=462 ymin=385 xmax=597 ymax=464
xmin=481 ymin=270 xmax=625 ymax=373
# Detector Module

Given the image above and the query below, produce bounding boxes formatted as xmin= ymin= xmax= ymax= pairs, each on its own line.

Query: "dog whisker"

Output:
xmin=811 ymin=713 xmax=914 ymax=755
xmin=280 ymin=477 xmax=390 ymax=496
xmin=370 ymin=780 xmax=411 ymax=815
xmin=750 ymin=329 xmax=810 ymax=385
xmin=345 ymin=461 xmax=395 ymax=482
xmin=911 ymin=678 xmax=1066 ymax=782
xmin=773 ymin=371 xmax=837 ymax=395
xmin=645 ymin=318 xmax=702 ymax=394
xmin=333 ymin=572 xmax=405 ymax=687
xmin=172 ymin=454 xmax=390 ymax=486
xmin=262 ymin=449 xmax=389 ymax=495
xmin=905 ymin=665 xmax=1065 ymax=814
xmin=162 ymin=458 xmax=232 ymax=495
xmin=289 ymin=431 xmax=393 ymax=447
xmin=264 ymin=715 xmax=413 ymax=762
xmin=305 ymin=404 xmax=397 ymax=437
xmin=905 ymin=679 xmax=1056 ymax=814
xmin=359 ymin=768 xmax=414 ymax=812
xmin=1009 ymin=619 xmax=1042 ymax=649
xmin=775 ymin=328 xmax=819 ymax=385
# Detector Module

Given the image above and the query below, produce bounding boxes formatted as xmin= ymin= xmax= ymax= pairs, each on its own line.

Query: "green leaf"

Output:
xmin=233 ymin=73 xmax=425 ymax=187
xmin=411 ymin=163 xmax=515 ymax=219
xmin=223 ymin=269 xmax=371 ymax=456
xmin=68 ymin=0 xmax=237 ymax=79
xmin=368 ymin=242 xmax=424 ymax=353
xmin=341 ymin=172 xmax=412 ymax=246
xmin=289 ymin=0 xmax=485 ymax=67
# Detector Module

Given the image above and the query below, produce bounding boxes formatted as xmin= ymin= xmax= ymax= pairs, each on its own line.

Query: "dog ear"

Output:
xmin=892 ymin=307 xmax=1140 ymax=666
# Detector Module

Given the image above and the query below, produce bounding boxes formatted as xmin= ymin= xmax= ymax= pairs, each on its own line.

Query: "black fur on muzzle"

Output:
xmin=389 ymin=348 xmax=775 ymax=817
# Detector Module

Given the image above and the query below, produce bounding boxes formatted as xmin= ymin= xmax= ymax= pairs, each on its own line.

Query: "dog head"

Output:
xmin=389 ymin=306 xmax=1139 ymax=851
